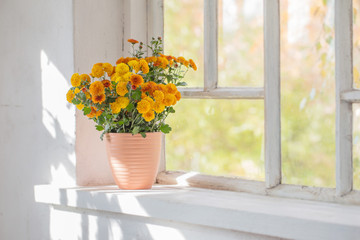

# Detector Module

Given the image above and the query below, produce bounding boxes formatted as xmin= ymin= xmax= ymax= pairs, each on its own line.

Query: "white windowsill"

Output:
xmin=34 ymin=184 xmax=360 ymax=240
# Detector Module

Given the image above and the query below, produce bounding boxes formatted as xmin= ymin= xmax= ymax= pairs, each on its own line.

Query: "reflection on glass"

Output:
xmin=353 ymin=104 xmax=360 ymax=189
xmin=354 ymin=1 xmax=360 ymax=88
xmin=218 ymin=0 xmax=264 ymax=87
xmin=166 ymin=99 xmax=264 ymax=180
xmin=281 ymin=0 xmax=335 ymax=187
xmin=164 ymin=0 xmax=204 ymax=87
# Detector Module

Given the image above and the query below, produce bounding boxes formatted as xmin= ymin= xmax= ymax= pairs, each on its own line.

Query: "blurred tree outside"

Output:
xmin=164 ymin=0 xmax=359 ymax=188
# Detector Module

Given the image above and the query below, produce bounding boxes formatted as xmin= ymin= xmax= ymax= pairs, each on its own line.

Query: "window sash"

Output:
xmin=154 ymin=0 xmax=358 ymax=202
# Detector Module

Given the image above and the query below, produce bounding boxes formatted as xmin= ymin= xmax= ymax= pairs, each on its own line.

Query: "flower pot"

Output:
xmin=105 ymin=132 xmax=162 ymax=190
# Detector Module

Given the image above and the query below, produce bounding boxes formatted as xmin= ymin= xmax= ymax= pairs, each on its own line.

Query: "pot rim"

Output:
xmin=105 ymin=132 xmax=162 ymax=136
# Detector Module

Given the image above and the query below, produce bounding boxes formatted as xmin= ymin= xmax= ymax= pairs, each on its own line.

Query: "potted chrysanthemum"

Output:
xmin=66 ymin=37 xmax=196 ymax=189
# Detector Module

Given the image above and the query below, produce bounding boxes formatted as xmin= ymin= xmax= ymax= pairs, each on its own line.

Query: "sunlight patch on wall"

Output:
xmin=41 ymin=50 xmax=75 ymax=140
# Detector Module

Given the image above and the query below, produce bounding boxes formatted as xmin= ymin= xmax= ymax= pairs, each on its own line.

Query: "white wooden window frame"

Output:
xmin=149 ymin=0 xmax=360 ymax=205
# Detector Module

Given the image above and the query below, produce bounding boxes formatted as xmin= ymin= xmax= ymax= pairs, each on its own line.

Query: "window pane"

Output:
xmin=166 ymin=99 xmax=264 ymax=180
xmin=280 ymin=0 xmax=335 ymax=187
xmin=354 ymin=0 xmax=360 ymax=89
xmin=218 ymin=0 xmax=264 ymax=87
xmin=164 ymin=0 xmax=204 ymax=88
xmin=354 ymin=104 xmax=360 ymax=190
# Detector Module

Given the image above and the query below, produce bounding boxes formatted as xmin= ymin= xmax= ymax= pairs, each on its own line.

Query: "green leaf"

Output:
xmin=98 ymin=115 xmax=105 ymax=125
xmin=176 ymin=82 xmax=187 ymax=86
xmin=132 ymin=90 xmax=142 ymax=101
xmin=168 ymin=107 xmax=176 ymax=113
xmin=116 ymin=120 xmax=125 ymax=125
xmin=96 ymin=125 xmax=104 ymax=131
xmin=160 ymin=124 xmax=172 ymax=134
xmin=72 ymin=98 xmax=81 ymax=105
xmin=126 ymin=103 xmax=134 ymax=112
xmin=132 ymin=126 xmax=140 ymax=135
xmin=83 ymin=107 xmax=91 ymax=115
xmin=140 ymin=132 xmax=147 ymax=138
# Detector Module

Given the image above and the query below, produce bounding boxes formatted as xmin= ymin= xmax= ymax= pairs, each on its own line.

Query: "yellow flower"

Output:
xmin=137 ymin=99 xmax=151 ymax=114
xmin=85 ymin=92 xmax=91 ymax=99
xmin=153 ymin=101 xmax=165 ymax=113
xmin=140 ymin=59 xmax=149 ymax=74
xmin=92 ymin=94 xmax=106 ymax=104
xmin=80 ymin=74 xmax=91 ymax=84
xmin=89 ymin=81 xmax=105 ymax=96
xmin=163 ymin=94 xmax=176 ymax=106
xmin=110 ymin=102 xmax=121 ymax=114
xmin=153 ymin=90 xmax=164 ymax=102
xmin=128 ymin=60 xmax=140 ymax=73
xmin=165 ymin=83 xmax=177 ymax=94
xmin=130 ymin=74 xmax=144 ymax=87
xmin=74 ymin=88 xmax=80 ymax=94
xmin=144 ymin=96 xmax=155 ymax=108
xmin=76 ymin=103 xmax=84 ymax=110
xmin=103 ymin=63 xmax=114 ymax=76
xmin=116 ymin=97 xmax=130 ymax=108
xmin=71 ymin=73 xmax=81 ymax=87
xmin=116 ymin=82 xmax=129 ymax=96
xmin=119 ymin=72 xmax=132 ymax=82
xmin=66 ymin=90 xmax=75 ymax=103
xmin=115 ymin=63 xmax=130 ymax=75
xmin=142 ymin=110 xmax=155 ymax=122
xmin=189 ymin=59 xmax=197 ymax=71
xmin=91 ymin=64 xmax=104 ymax=78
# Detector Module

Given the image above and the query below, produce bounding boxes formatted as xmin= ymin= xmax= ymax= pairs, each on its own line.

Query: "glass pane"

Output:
xmin=218 ymin=0 xmax=264 ymax=87
xmin=281 ymin=0 xmax=335 ymax=187
xmin=164 ymin=0 xmax=204 ymax=87
xmin=354 ymin=104 xmax=360 ymax=190
xmin=354 ymin=0 xmax=360 ymax=89
xmin=166 ymin=99 xmax=264 ymax=180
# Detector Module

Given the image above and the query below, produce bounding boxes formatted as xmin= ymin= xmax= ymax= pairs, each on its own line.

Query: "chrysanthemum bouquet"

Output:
xmin=66 ymin=37 xmax=196 ymax=139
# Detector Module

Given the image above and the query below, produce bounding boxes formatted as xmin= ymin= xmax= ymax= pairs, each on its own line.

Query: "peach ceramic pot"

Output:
xmin=105 ymin=132 xmax=162 ymax=190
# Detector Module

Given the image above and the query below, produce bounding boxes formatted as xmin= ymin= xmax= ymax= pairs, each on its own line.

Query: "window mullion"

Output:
xmin=264 ymin=0 xmax=281 ymax=188
xmin=204 ymin=0 xmax=218 ymax=91
xmin=335 ymin=0 xmax=353 ymax=196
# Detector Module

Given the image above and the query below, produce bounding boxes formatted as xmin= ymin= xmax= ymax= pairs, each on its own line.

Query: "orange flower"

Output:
xmin=80 ymin=74 xmax=91 ymax=83
xmin=102 ymin=80 xmax=111 ymax=88
xmin=92 ymin=94 xmax=106 ymax=104
xmin=103 ymin=62 xmax=114 ymax=76
xmin=153 ymin=101 xmax=165 ymax=113
xmin=165 ymin=83 xmax=177 ymax=94
xmin=89 ymin=81 xmax=105 ymax=96
xmin=142 ymin=110 xmax=155 ymax=122
xmin=91 ymin=63 xmax=104 ymax=78
xmin=130 ymin=74 xmax=144 ymax=87
xmin=137 ymin=99 xmax=151 ymax=114
xmin=175 ymin=91 xmax=181 ymax=101
xmin=189 ymin=59 xmax=197 ymax=71
xmin=87 ymin=107 xmax=97 ymax=118
xmin=128 ymin=39 xmax=139 ymax=44
xmin=163 ymin=94 xmax=176 ymax=106
xmin=95 ymin=110 xmax=103 ymax=117
xmin=153 ymin=90 xmax=164 ymax=102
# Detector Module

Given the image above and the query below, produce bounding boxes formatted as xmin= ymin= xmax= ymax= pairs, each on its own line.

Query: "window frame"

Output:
xmin=151 ymin=0 xmax=360 ymax=205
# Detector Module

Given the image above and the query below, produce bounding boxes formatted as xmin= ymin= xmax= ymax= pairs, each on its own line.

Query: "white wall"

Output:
xmin=0 ymin=0 xmax=76 ymax=239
